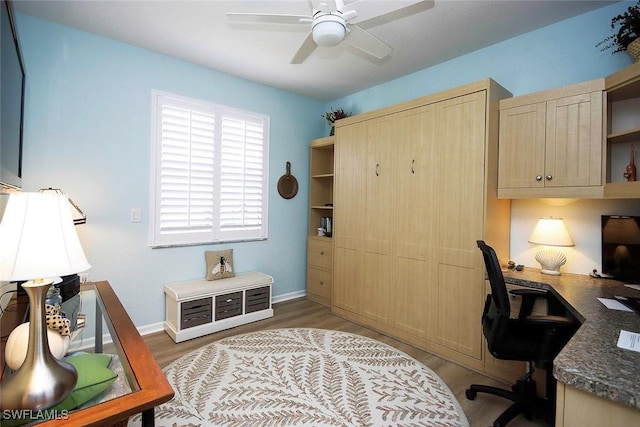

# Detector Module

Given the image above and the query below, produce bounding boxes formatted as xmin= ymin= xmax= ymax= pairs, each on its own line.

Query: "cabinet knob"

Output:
xmin=320 ymin=251 xmax=324 ymax=255
xmin=546 ymin=175 xmax=552 ymax=181
xmin=535 ymin=175 xmax=542 ymax=181
xmin=319 ymin=281 xmax=324 ymax=285
xmin=226 ymin=298 xmax=233 ymax=303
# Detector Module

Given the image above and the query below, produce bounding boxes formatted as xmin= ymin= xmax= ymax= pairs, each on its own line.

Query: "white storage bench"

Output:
xmin=164 ymin=271 xmax=273 ymax=343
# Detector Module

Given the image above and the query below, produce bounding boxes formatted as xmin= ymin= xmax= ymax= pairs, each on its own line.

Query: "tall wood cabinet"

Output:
xmin=332 ymin=79 xmax=512 ymax=370
xmin=306 ymin=137 xmax=334 ymax=306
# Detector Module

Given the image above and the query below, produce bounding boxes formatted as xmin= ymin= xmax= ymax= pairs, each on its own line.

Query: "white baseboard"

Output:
xmin=138 ymin=321 xmax=165 ymax=336
xmin=272 ymin=290 xmax=306 ymax=304
xmin=69 ymin=291 xmax=307 ymax=346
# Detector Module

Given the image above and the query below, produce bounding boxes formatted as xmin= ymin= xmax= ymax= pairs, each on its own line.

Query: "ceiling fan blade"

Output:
xmin=291 ymin=32 xmax=318 ymax=64
xmin=227 ymin=13 xmax=311 ymax=25
xmin=343 ymin=24 xmax=392 ymax=59
xmin=343 ymin=0 xmax=433 ymax=24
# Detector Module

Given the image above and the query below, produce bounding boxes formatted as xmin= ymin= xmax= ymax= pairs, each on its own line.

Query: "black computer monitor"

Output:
xmin=602 ymin=215 xmax=640 ymax=283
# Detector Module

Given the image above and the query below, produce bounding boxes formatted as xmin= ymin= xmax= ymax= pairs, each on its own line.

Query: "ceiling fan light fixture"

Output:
xmin=312 ymin=14 xmax=346 ymax=47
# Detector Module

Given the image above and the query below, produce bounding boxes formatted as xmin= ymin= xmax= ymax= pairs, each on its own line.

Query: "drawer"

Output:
xmin=307 ymin=239 xmax=332 ymax=269
xmin=215 ymin=291 xmax=242 ymax=321
xmin=307 ymin=266 xmax=331 ymax=300
xmin=181 ymin=297 xmax=212 ymax=329
xmin=245 ymin=286 xmax=270 ymax=313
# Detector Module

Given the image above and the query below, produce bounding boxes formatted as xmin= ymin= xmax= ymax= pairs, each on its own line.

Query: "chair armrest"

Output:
xmin=524 ymin=314 xmax=576 ymax=326
xmin=510 ymin=288 xmax=550 ymax=320
xmin=509 ymin=288 xmax=548 ymax=298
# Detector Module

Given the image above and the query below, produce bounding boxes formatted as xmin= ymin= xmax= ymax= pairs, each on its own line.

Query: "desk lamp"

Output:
xmin=0 ymin=192 xmax=91 ymax=410
xmin=528 ymin=217 xmax=574 ymax=276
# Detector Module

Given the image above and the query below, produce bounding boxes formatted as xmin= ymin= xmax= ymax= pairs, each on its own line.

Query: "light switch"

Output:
xmin=131 ymin=208 xmax=142 ymax=223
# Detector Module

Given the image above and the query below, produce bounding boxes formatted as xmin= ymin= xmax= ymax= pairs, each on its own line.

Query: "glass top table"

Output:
xmin=0 ymin=281 xmax=173 ymax=426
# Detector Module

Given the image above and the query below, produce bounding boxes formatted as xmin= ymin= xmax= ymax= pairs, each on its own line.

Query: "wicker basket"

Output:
xmin=628 ymin=38 xmax=640 ymax=61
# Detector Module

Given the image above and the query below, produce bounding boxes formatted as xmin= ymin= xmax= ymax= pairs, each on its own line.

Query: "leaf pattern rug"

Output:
xmin=128 ymin=328 xmax=469 ymax=426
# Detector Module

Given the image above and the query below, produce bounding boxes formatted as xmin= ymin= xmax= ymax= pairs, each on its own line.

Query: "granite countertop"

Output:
xmin=502 ymin=268 xmax=640 ymax=410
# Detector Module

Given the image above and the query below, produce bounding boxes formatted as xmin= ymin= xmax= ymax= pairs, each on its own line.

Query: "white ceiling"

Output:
xmin=14 ymin=0 xmax=615 ymax=101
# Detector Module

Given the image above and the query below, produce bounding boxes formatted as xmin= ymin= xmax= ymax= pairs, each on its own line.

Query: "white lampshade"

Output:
xmin=0 ymin=192 xmax=91 ymax=281
xmin=38 ymin=187 xmax=87 ymax=225
xmin=313 ymin=15 xmax=346 ymax=47
xmin=528 ymin=217 xmax=574 ymax=247
xmin=528 ymin=217 xmax=574 ymax=276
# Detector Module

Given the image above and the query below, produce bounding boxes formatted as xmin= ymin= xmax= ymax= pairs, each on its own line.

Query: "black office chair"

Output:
xmin=466 ymin=240 xmax=578 ymax=427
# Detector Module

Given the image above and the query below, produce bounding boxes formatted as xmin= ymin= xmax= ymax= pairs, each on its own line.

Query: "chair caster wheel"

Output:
xmin=465 ymin=388 xmax=477 ymax=400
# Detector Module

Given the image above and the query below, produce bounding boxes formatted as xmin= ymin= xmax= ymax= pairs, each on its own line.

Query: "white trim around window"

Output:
xmin=149 ymin=90 xmax=269 ymax=248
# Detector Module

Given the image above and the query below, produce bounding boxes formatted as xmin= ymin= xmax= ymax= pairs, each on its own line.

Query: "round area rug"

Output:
xmin=128 ymin=328 xmax=469 ymax=426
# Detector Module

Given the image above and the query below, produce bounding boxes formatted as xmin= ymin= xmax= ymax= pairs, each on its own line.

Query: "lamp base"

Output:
xmin=0 ymin=279 xmax=77 ymax=410
xmin=535 ymin=247 xmax=567 ymax=276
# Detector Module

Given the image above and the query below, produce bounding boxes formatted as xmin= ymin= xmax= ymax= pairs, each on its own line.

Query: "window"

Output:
xmin=150 ymin=91 xmax=269 ymax=247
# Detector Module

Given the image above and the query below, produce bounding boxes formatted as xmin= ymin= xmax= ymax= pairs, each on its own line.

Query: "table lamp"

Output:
xmin=0 ymin=192 xmax=91 ymax=410
xmin=528 ymin=217 xmax=574 ymax=276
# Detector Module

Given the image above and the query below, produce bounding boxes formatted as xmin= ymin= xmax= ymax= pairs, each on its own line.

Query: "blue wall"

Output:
xmin=324 ymin=2 xmax=640 ymax=277
xmin=15 ymin=2 xmax=640 ymax=329
xmin=328 ymin=2 xmax=633 ymax=114
xmin=16 ymin=14 xmax=324 ymax=328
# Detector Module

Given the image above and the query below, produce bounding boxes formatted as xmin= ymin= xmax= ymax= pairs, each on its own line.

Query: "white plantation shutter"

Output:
xmin=150 ymin=91 xmax=269 ymax=247
xmin=220 ymin=117 xmax=265 ymax=237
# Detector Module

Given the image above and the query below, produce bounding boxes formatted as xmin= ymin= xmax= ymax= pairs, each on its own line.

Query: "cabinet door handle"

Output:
xmin=535 ymin=175 xmax=542 ymax=181
xmin=411 ymin=159 xmax=415 ymax=174
xmin=546 ymin=175 xmax=552 ymax=181
xmin=376 ymin=163 xmax=380 ymax=176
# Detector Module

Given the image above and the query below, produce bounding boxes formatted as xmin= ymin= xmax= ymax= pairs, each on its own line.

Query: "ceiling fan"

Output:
xmin=227 ymin=0 xmax=433 ymax=64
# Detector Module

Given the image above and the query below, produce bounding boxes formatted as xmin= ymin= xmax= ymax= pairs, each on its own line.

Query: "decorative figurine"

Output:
xmin=623 ymin=144 xmax=636 ymax=182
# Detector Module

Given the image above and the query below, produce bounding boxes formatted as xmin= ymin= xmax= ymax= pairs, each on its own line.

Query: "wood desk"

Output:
xmin=0 ymin=281 xmax=173 ymax=426
xmin=502 ymin=269 xmax=640 ymax=426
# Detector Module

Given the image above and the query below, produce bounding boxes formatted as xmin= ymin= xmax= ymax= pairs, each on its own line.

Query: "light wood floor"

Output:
xmin=143 ymin=297 xmax=549 ymax=427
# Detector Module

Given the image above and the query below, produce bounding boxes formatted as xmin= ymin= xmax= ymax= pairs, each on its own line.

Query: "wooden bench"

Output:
xmin=164 ymin=272 xmax=273 ymax=343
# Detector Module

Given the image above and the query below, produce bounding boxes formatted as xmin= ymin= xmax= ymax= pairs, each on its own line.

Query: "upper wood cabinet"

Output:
xmin=497 ymin=62 xmax=640 ymax=199
xmin=498 ymin=79 xmax=605 ymax=198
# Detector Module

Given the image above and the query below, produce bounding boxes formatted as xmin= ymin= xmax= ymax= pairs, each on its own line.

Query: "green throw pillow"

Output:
xmin=52 ymin=353 xmax=117 ymax=411
xmin=0 ymin=354 xmax=117 ymax=426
